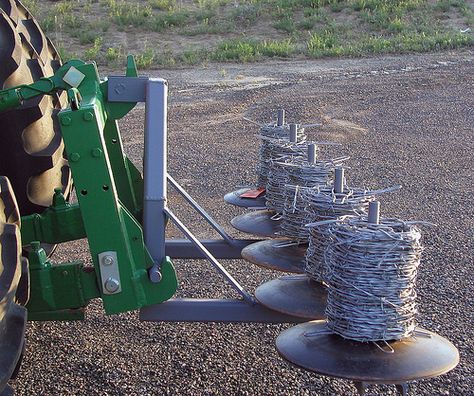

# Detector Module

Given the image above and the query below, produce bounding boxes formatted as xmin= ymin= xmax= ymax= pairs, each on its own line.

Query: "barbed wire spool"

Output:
xmin=265 ymin=157 xmax=293 ymax=213
xmin=278 ymin=156 xmax=350 ymax=241
xmin=304 ymin=186 xmax=375 ymax=282
xmin=257 ymin=124 xmax=307 ymax=188
xmin=279 ymin=185 xmax=309 ymax=242
xmin=324 ymin=213 xmax=424 ymax=342
xmin=263 ymin=139 xmax=308 ymax=212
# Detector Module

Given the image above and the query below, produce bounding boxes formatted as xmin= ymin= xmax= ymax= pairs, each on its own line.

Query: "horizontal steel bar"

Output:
xmin=165 ymin=239 xmax=257 ymax=259
xmin=139 ymin=299 xmax=306 ymax=323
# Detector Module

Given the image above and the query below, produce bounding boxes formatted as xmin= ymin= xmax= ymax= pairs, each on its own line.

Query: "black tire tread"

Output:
xmin=0 ymin=176 xmax=21 ymax=321
xmin=0 ymin=0 xmax=71 ymax=216
xmin=0 ymin=177 xmax=27 ymax=394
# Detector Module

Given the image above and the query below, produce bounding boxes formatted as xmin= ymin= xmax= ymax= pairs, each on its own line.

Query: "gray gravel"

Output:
xmin=15 ymin=49 xmax=473 ymax=395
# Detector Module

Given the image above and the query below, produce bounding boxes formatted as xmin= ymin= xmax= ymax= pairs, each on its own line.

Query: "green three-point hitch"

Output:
xmin=1 ymin=57 xmax=177 ymax=320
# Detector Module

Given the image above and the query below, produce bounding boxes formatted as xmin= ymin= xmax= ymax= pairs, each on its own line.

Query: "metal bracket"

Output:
xmin=107 ymin=76 xmax=148 ymax=102
xmin=98 ymin=251 xmax=122 ymax=295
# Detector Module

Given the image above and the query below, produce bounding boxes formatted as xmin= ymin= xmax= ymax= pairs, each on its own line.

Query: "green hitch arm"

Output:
xmin=0 ymin=74 xmax=59 ymax=113
xmin=0 ymin=59 xmax=89 ymax=113
xmin=21 ymin=189 xmax=86 ymax=245
xmin=26 ymin=242 xmax=101 ymax=321
xmin=0 ymin=88 xmax=23 ymax=111
xmin=0 ymin=56 xmax=139 ymax=114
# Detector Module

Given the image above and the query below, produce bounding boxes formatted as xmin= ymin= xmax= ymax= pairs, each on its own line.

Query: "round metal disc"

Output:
xmin=256 ymin=275 xmax=327 ymax=319
xmin=224 ymin=188 xmax=266 ymax=208
xmin=276 ymin=321 xmax=459 ymax=383
xmin=231 ymin=210 xmax=281 ymax=237
xmin=241 ymin=239 xmax=306 ymax=273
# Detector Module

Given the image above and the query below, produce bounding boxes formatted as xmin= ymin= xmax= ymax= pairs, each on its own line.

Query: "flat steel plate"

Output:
xmin=224 ymin=188 xmax=266 ymax=208
xmin=276 ymin=321 xmax=459 ymax=383
xmin=241 ymin=239 xmax=306 ymax=273
xmin=256 ymin=275 xmax=327 ymax=319
xmin=231 ymin=210 xmax=281 ymax=237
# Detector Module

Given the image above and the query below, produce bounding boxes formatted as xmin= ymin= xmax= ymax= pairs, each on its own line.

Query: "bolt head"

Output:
xmin=31 ymin=241 xmax=41 ymax=251
xmin=102 ymin=255 xmax=114 ymax=266
xmin=61 ymin=116 xmax=72 ymax=126
xmin=148 ymin=267 xmax=162 ymax=283
xmin=104 ymin=277 xmax=120 ymax=293
xmin=91 ymin=148 xmax=103 ymax=158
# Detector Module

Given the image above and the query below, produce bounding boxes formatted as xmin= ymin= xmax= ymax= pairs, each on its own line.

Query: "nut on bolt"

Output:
xmin=102 ymin=255 xmax=114 ymax=266
xmin=104 ymin=277 xmax=120 ymax=293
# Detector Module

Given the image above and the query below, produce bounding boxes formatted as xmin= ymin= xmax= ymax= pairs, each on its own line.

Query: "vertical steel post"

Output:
xmin=334 ymin=167 xmax=344 ymax=193
xmin=277 ymin=109 xmax=285 ymax=126
xmin=289 ymin=123 xmax=297 ymax=142
xmin=368 ymin=201 xmax=380 ymax=224
xmin=307 ymin=143 xmax=317 ymax=164
xmin=143 ymin=78 xmax=168 ymax=282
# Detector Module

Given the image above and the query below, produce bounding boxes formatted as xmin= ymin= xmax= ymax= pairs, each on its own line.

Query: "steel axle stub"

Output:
xmin=231 ymin=210 xmax=281 ymax=237
xmin=276 ymin=320 xmax=459 ymax=386
xmin=241 ymin=239 xmax=306 ymax=273
xmin=224 ymin=188 xmax=266 ymax=208
xmin=255 ymin=275 xmax=327 ymax=319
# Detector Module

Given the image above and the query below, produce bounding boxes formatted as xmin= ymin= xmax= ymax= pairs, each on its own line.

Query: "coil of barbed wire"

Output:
xmin=257 ymin=131 xmax=306 ymax=188
xmin=261 ymin=138 xmax=308 ymax=210
xmin=259 ymin=123 xmax=306 ymax=140
xmin=279 ymin=158 xmax=350 ymax=241
xmin=303 ymin=186 xmax=375 ymax=282
xmin=266 ymin=159 xmax=292 ymax=213
xmin=285 ymin=160 xmax=337 ymax=186
xmin=324 ymin=216 xmax=424 ymax=342
xmin=279 ymin=185 xmax=310 ymax=242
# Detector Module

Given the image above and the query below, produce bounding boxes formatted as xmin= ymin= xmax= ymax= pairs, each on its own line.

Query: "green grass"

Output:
xmin=273 ymin=15 xmax=296 ymax=32
xmin=150 ymin=10 xmax=190 ymax=31
xmin=24 ymin=0 xmax=474 ymax=69
xmin=108 ymin=1 xmax=153 ymax=26
xmin=105 ymin=46 xmax=123 ymax=65
xmin=135 ymin=48 xmax=156 ymax=68
xmin=57 ymin=46 xmax=78 ymax=63
xmin=212 ymin=38 xmax=296 ymax=61
xmin=230 ymin=4 xmax=262 ymax=27
xmin=84 ymin=37 xmax=104 ymax=61
xmin=305 ymin=30 xmax=473 ymax=57
xmin=149 ymin=0 xmax=177 ymax=11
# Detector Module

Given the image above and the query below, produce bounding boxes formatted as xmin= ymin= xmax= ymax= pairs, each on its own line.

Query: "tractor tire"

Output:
xmin=0 ymin=176 xmax=28 ymax=394
xmin=0 ymin=0 xmax=71 ymax=217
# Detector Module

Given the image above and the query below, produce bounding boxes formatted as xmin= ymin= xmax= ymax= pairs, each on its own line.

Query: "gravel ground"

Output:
xmin=15 ymin=49 xmax=473 ymax=395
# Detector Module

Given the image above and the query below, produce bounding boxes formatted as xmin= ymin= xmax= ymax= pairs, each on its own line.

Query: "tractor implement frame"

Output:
xmin=1 ymin=57 xmax=300 ymax=324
